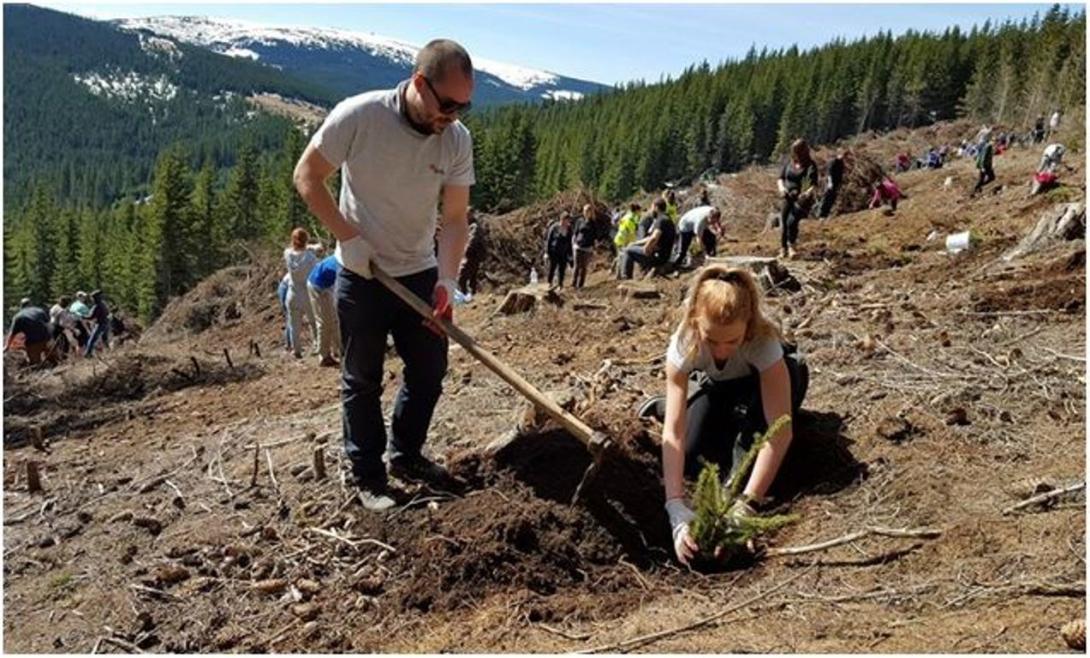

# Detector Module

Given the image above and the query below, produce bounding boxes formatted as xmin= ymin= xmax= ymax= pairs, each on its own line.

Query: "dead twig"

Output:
xmin=265 ymin=449 xmax=280 ymax=494
xmin=1002 ymin=481 xmax=1084 ymax=515
xmin=129 ymin=583 xmax=180 ymax=601
xmin=538 ymin=622 xmax=592 ymax=641
xmin=305 ymin=527 xmax=396 ymax=553
xmin=250 ymin=443 xmax=260 ymax=488
xmin=102 ymin=635 xmax=146 ymax=653
xmin=764 ymin=526 xmax=943 ymax=557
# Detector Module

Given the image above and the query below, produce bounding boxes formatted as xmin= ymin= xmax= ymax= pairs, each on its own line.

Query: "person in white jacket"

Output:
xmin=283 ymin=228 xmax=320 ymax=358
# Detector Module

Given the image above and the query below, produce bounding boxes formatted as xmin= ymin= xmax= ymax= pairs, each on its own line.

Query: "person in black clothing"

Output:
xmin=84 ymin=290 xmax=111 ymax=357
xmin=622 ymin=199 xmax=676 ymax=279
xmin=572 ymin=204 xmax=597 ymax=289
xmin=458 ymin=208 xmax=487 ymax=295
xmin=543 ymin=212 xmax=574 ymax=288
xmin=5 ymin=304 xmax=54 ymax=366
xmin=818 ymin=149 xmax=851 ymax=219
xmin=1033 ymin=115 xmax=1046 ymax=144
xmin=776 ymin=139 xmax=818 ymax=259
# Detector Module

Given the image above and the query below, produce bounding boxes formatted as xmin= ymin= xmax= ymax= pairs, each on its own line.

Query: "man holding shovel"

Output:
xmin=293 ymin=39 xmax=475 ymax=511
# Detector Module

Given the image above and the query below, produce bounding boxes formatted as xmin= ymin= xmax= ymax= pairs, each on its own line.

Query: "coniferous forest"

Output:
xmin=3 ymin=5 xmax=1084 ymax=323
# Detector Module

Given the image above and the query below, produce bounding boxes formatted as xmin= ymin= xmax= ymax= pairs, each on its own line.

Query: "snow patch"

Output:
xmin=115 ymin=15 xmax=564 ymax=90
xmin=219 ymin=46 xmax=260 ymax=60
xmin=541 ymin=90 xmax=584 ymax=101
xmin=138 ymin=33 xmax=183 ymax=62
xmin=72 ymin=70 xmax=178 ymax=103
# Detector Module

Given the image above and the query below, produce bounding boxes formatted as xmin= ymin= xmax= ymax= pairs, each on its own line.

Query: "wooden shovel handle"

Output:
xmin=370 ymin=266 xmax=610 ymax=456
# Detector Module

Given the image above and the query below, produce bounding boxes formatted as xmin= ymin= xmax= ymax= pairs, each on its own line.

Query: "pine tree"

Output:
xmin=49 ymin=207 xmax=80 ymax=299
xmin=222 ymin=140 xmax=260 ymax=242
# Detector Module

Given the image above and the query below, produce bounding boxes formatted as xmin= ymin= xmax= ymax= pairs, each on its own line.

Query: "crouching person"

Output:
xmin=638 ymin=265 xmax=809 ymax=564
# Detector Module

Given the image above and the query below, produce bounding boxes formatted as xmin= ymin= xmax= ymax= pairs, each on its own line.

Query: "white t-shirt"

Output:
xmin=284 ymin=248 xmax=317 ymax=292
xmin=310 ymin=82 xmax=475 ymax=277
xmin=666 ymin=329 xmax=783 ymax=381
xmin=678 ymin=206 xmax=716 ymax=235
xmin=1050 ymin=112 xmax=1061 ymax=129
xmin=1043 ymin=143 xmax=1065 ymax=161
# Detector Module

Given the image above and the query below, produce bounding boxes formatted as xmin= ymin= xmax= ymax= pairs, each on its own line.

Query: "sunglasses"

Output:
xmin=422 ymin=76 xmax=472 ymax=116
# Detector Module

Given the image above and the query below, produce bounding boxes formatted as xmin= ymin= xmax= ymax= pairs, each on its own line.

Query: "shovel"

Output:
xmin=371 ymin=265 xmax=613 ymax=501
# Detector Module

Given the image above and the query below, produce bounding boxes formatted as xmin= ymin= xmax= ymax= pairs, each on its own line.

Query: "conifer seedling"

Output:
xmin=689 ymin=414 xmax=796 ymax=562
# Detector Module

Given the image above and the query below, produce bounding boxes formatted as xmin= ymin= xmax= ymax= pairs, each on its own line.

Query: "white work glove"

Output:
xmin=335 ymin=235 xmax=374 ymax=278
xmin=665 ymin=498 xmax=697 ymax=565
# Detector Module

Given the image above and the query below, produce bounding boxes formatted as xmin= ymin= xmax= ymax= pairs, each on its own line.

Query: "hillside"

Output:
xmin=2 ymin=4 xmax=337 ymax=212
xmin=3 ymin=120 xmax=1084 ymax=652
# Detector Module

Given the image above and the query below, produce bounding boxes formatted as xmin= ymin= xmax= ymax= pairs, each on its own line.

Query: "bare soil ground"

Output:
xmin=3 ymin=122 xmax=1085 ymax=653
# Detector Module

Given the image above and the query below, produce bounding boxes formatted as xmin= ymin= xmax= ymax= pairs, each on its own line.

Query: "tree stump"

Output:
xmin=705 ymin=255 xmax=801 ymax=294
xmin=1002 ymin=202 xmax=1085 ymax=261
xmin=497 ymin=284 xmax=563 ymax=315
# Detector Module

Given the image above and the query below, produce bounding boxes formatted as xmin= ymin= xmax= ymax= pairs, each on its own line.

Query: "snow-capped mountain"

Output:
xmin=114 ymin=15 xmax=607 ymax=106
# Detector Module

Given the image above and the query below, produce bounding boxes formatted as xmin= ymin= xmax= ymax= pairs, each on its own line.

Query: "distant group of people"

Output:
xmin=541 ymin=204 xmax=598 ymax=288
xmin=5 ymin=290 xmax=116 ymax=367
xmin=537 ymin=189 xmax=727 ymax=286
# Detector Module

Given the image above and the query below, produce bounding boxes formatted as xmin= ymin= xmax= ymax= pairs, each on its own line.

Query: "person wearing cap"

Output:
xmin=5 ymin=302 xmax=54 ymax=366
xmin=67 ymin=292 xmax=92 ymax=348
xmin=307 ymin=254 xmax=342 ymax=367
xmin=293 ymin=38 xmax=475 ymax=511
xmin=84 ymin=290 xmax=111 ymax=357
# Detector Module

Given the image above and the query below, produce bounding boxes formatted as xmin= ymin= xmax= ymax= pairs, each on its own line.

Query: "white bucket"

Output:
xmin=945 ymin=231 xmax=976 ymax=253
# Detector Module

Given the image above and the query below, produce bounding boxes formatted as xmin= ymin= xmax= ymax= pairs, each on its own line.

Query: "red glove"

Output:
xmin=425 ymin=279 xmax=457 ymax=336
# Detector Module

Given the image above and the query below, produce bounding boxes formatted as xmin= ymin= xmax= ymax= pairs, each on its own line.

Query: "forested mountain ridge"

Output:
xmin=466 ymin=5 xmax=1084 ymax=211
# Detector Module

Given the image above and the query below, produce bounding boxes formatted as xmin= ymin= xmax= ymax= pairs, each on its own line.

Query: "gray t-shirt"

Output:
xmin=310 ymin=82 xmax=475 ymax=277
xmin=678 ymin=206 xmax=716 ymax=235
xmin=666 ymin=329 xmax=783 ymax=381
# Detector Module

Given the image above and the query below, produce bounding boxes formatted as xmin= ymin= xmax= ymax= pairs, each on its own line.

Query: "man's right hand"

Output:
xmin=336 ymin=235 xmax=374 ymax=278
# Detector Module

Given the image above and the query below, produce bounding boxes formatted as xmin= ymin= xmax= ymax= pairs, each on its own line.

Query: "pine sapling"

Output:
xmin=689 ymin=414 xmax=797 ymax=562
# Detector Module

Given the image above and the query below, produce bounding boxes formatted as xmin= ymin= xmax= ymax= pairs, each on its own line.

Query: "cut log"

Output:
xmin=618 ymin=282 xmax=661 ymax=300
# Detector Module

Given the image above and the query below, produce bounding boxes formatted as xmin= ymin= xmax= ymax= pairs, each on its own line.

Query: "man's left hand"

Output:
xmin=424 ymin=278 xmax=457 ymax=336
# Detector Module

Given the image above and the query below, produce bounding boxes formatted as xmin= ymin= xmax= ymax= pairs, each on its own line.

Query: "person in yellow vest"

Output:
xmin=662 ymin=190 xmax=679 ymax=224
xmin=612 ymin=202 xmax=642 ymax=278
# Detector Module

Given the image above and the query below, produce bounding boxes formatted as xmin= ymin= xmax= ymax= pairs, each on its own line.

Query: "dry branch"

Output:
xmin=764 ymin=526 xmax=943 ymax=557
xmin=1002 ymin=481 xmax=1084 ymax=515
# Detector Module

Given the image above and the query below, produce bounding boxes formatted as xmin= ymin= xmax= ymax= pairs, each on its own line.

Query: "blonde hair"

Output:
xmin=676 ymin=265 xmax=780 ymax=363
xmin=290 ymin=227 xmax=309 ymax=250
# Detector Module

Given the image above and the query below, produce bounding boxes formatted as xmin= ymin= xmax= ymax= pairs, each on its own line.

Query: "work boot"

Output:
xmin=354 ymin=476 xmax=395 ymax=512
xmin=787 ymin=246 xmax=797 ymax=260
xmin=318 ymin=355 xmax=339 ymax=368
xmin=637 ymin=395 xmax=666 ymax=422
xmin=388 ymin=454 xmax=452 ymax=487
xmin=779 ymin=247 xmax=788 ymax=259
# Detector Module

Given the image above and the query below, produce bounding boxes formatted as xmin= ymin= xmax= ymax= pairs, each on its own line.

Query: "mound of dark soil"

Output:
xmin=354 ymin=428 xmax=671 ymax=616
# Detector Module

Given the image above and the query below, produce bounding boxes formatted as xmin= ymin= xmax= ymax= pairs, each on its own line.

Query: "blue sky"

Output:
xmin=41 ymin=3 xmax=1072 ymax=85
